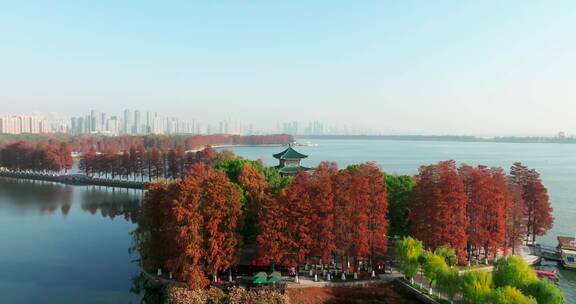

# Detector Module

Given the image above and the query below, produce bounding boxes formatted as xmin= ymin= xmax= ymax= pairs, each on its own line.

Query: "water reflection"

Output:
xmin=0 ymin=178 xmax=73 ymax=215
xmin=80 ymin=187 xmax=143 ymax=223
xmin=0 ymin=177 xmax=143 ymax=221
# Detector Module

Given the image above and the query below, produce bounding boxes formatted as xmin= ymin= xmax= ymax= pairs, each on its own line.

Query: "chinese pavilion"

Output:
xmin=273 ymin=144 xmax=311 ymax=175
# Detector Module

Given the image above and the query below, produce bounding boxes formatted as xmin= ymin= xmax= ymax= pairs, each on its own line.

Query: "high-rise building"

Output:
xmin=134 ymin=110 xmax=142 ymax=134
xmin=0 ymin=115 xmax=50 ymax=134
xmin=123 ymin=109 xmax=132 ymax=134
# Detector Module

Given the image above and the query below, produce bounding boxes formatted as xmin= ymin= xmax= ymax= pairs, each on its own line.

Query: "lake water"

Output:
xmin=0 ymin=178 xmax=143 ymax=304
xmin=0 ymin=138 xmax=574 ymax=303
xmin=226 ymin=138 xmax=576 ymax=302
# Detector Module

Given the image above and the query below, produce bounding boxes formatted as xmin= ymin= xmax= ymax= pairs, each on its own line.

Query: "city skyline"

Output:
xmin=1 ymin=109 xmax=386 ymax=136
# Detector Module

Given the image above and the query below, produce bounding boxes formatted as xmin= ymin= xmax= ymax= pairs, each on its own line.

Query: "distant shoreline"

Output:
xmin=296 ymin=135 xmax=576 ymax=144
xmin=201 ymin=143 xmax=284 ymax=152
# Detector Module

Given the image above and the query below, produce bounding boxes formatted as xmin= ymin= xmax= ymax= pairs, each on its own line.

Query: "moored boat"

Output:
xmin=557 ymin=236 xmax=576 ymax=270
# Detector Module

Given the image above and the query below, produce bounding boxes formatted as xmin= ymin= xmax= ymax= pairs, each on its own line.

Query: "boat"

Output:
xmin=557 ymin=236 xmax=576 ymax=270
xmin=534 ymin=266 xmax=560 ymax=284
xmin=291 ymin=141 xmax=319 ymax=147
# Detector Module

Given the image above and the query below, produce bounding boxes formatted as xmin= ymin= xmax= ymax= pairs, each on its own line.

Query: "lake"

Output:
xmin=0 ymin=138 xmax=575 ymax=303
xmin=0 ymin=178 xmax=144 ymax=304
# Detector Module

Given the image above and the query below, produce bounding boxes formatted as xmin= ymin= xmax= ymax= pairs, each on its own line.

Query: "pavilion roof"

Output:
xmin=273 ymin=146 xmax=308 ymax=160
xmin=275 ymin=165 xmax=312 ymax=174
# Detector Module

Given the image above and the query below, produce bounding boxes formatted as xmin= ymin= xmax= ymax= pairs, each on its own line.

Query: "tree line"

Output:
xmin=0 ymin=134 xmax=293 ymax=154
xmin=135 ymin=152 xmax=554 ymax=290
xmin=134 ymin=156 xmax=391 ymax=288
xmin=410 ymin=160 xmax=553 ymax=264
xmin=0 ymin=141 xmax=73 ymax=173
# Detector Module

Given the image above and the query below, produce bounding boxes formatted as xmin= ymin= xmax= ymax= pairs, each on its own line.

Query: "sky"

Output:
xmin=1 ymin=1 xmax=576 ymax=135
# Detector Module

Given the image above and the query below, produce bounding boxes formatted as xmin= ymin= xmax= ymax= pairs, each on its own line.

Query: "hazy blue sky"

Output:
xmin=1 ymin=1 xmax=576 ymax=135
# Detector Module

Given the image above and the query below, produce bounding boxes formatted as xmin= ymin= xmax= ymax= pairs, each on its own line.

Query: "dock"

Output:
xmin=529 ymin=244 xmax=562 ymax=262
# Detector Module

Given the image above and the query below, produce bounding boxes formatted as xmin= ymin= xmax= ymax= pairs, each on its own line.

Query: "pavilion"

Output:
xmin=273 ymin=144 xmax=311 ymax=175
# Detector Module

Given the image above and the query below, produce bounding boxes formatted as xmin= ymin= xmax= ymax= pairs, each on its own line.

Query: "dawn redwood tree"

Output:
xmin=333 ymin=170 xmax=356 ymax=270
xmin=410 ymin=160 xmax=468 ymax=264
xmin=238 ymin=162 xmax=269 ymax=244
xmin=168 ymin=171 xmax=207 ymax=289
xmin=510 ymin=163 xmax=554 ymax=244
xmin=460 ymin=165 xmax=509 ymax=262
xmin=280 ymin=172 xmax=313 ymax=267
xmin=150 ymin=148 xmax=162 ymax=180
xmin=58 ymin=142 xmax=74 ymax=172
xmin=195 ymin=165 xmax=243 ymax=281
xmin=505 ymin=179 xmax=527 ymax=255
xmin=356 ymin=162 xmax=389 ymax=264
xmin=79 ymin=146 xmax=97 ymax=176
xmin=136 ymin=182 xmax=177 ymax=271
xmin=307 ymin=161 xmax=337 ymax=262
xmin=256 ymin=194 xmax=288 ymax=267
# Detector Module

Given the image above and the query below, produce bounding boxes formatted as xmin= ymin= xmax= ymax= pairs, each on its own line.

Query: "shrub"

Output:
xmin=165 ymin=286 xmax=207 ymax=304
xmin=523 ymin=279 xmax=565 ymax=304
xmin=491 ymin=286 xmax=537 ymax=304
xmin=461 ymin=271 xmax=492 ymax=304
xmin=492 ymin=256 xmax=538 ymax=289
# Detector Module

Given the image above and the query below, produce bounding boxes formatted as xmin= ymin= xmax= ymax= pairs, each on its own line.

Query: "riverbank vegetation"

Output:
xmin=0 ymin=133 xmax=293 ymax=153
xmin=396 ymin=237 xmax=565 ymax=303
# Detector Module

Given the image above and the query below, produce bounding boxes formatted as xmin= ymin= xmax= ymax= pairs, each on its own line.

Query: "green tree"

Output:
xmin=461 ymin=270 xmax=492 ymax=304
xmin=437 ymin=267 xmax=460 ymax=302
xmin=435 ymin=246 xmax=457 ymax=267
xmin=423 ymin=252 xmax=449 ymax=294
xmin=493 ymin=256 xmax=538 ymax=289
xmin=395 ymin=236 xmax=424 ymax=283
xmin=523 ymin=279 xmax=565 ymax=304
xmin=385 ymin=175 xmax=415 ymax=237
xmin=492 ymin=286 xmax=537 ymax=304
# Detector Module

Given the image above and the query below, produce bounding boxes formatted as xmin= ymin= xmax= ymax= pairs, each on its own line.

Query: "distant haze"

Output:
xmin=1 ymin=1 xmax=575 ymax=136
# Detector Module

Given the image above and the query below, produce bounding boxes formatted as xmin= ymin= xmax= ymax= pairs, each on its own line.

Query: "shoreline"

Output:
xmin=0 ymin=170 xmax=147 ymax=189
xmin=190 ymin=143 xmax=284 ymax=153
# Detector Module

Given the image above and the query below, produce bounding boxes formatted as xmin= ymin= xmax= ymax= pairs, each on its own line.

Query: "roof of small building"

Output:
xmin=273 ymin=145 xmax=308 ymax=160
xmin=275 ymin=165 xmax=311 ymax=174
xmin=558 ymin=236 xmax=576 ymax=251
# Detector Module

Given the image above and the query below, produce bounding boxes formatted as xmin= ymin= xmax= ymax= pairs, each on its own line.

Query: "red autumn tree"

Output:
xmin=459 ymin=165 xmax=508 ymax=262
xmin=167 ymin=168 xmax=206 ymax=288
xmin=280 ymin=172 xmax=314 ymax=267
xmin=509 ymin=163 xmax=554 ymax=244
xmin=333 ymin=170 xmax=356 ymax=269
xmin=137 ymin=182 xmax=177 ymax=271
xmin=58 ymin=142 xmax=74 ymax=172
xmin=411 ymin=160 xmax=468 ymax=264
xmin=354 ymin=162 xmax=389 ymax=264
xmin=238 ymin=163 xmax=269 ymax=244
xmin=504 ymin=178 xmax=527 ymax=255
xmin=256 ymin=194 xmax=288 ymax=266
xmin=307 ymin=161 xmax=337 ymax=262
xmin=197 ymin=165 xmax=243 ymax=281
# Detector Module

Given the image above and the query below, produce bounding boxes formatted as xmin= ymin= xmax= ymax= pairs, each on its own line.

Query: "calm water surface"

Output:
xmin=227 ymin=138 xmax=576 ymax=302
xmin=1 ymin=139 xmax=575 ymax=303
xmin=0 ymin=178 xmax=143 ymax=304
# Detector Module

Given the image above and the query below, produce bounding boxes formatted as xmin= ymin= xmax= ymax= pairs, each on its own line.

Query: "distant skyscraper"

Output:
xmin=123 ymin=109 xmax=132 ymax=134
xmin=134 ymin=110 xmax=142 ymax=134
